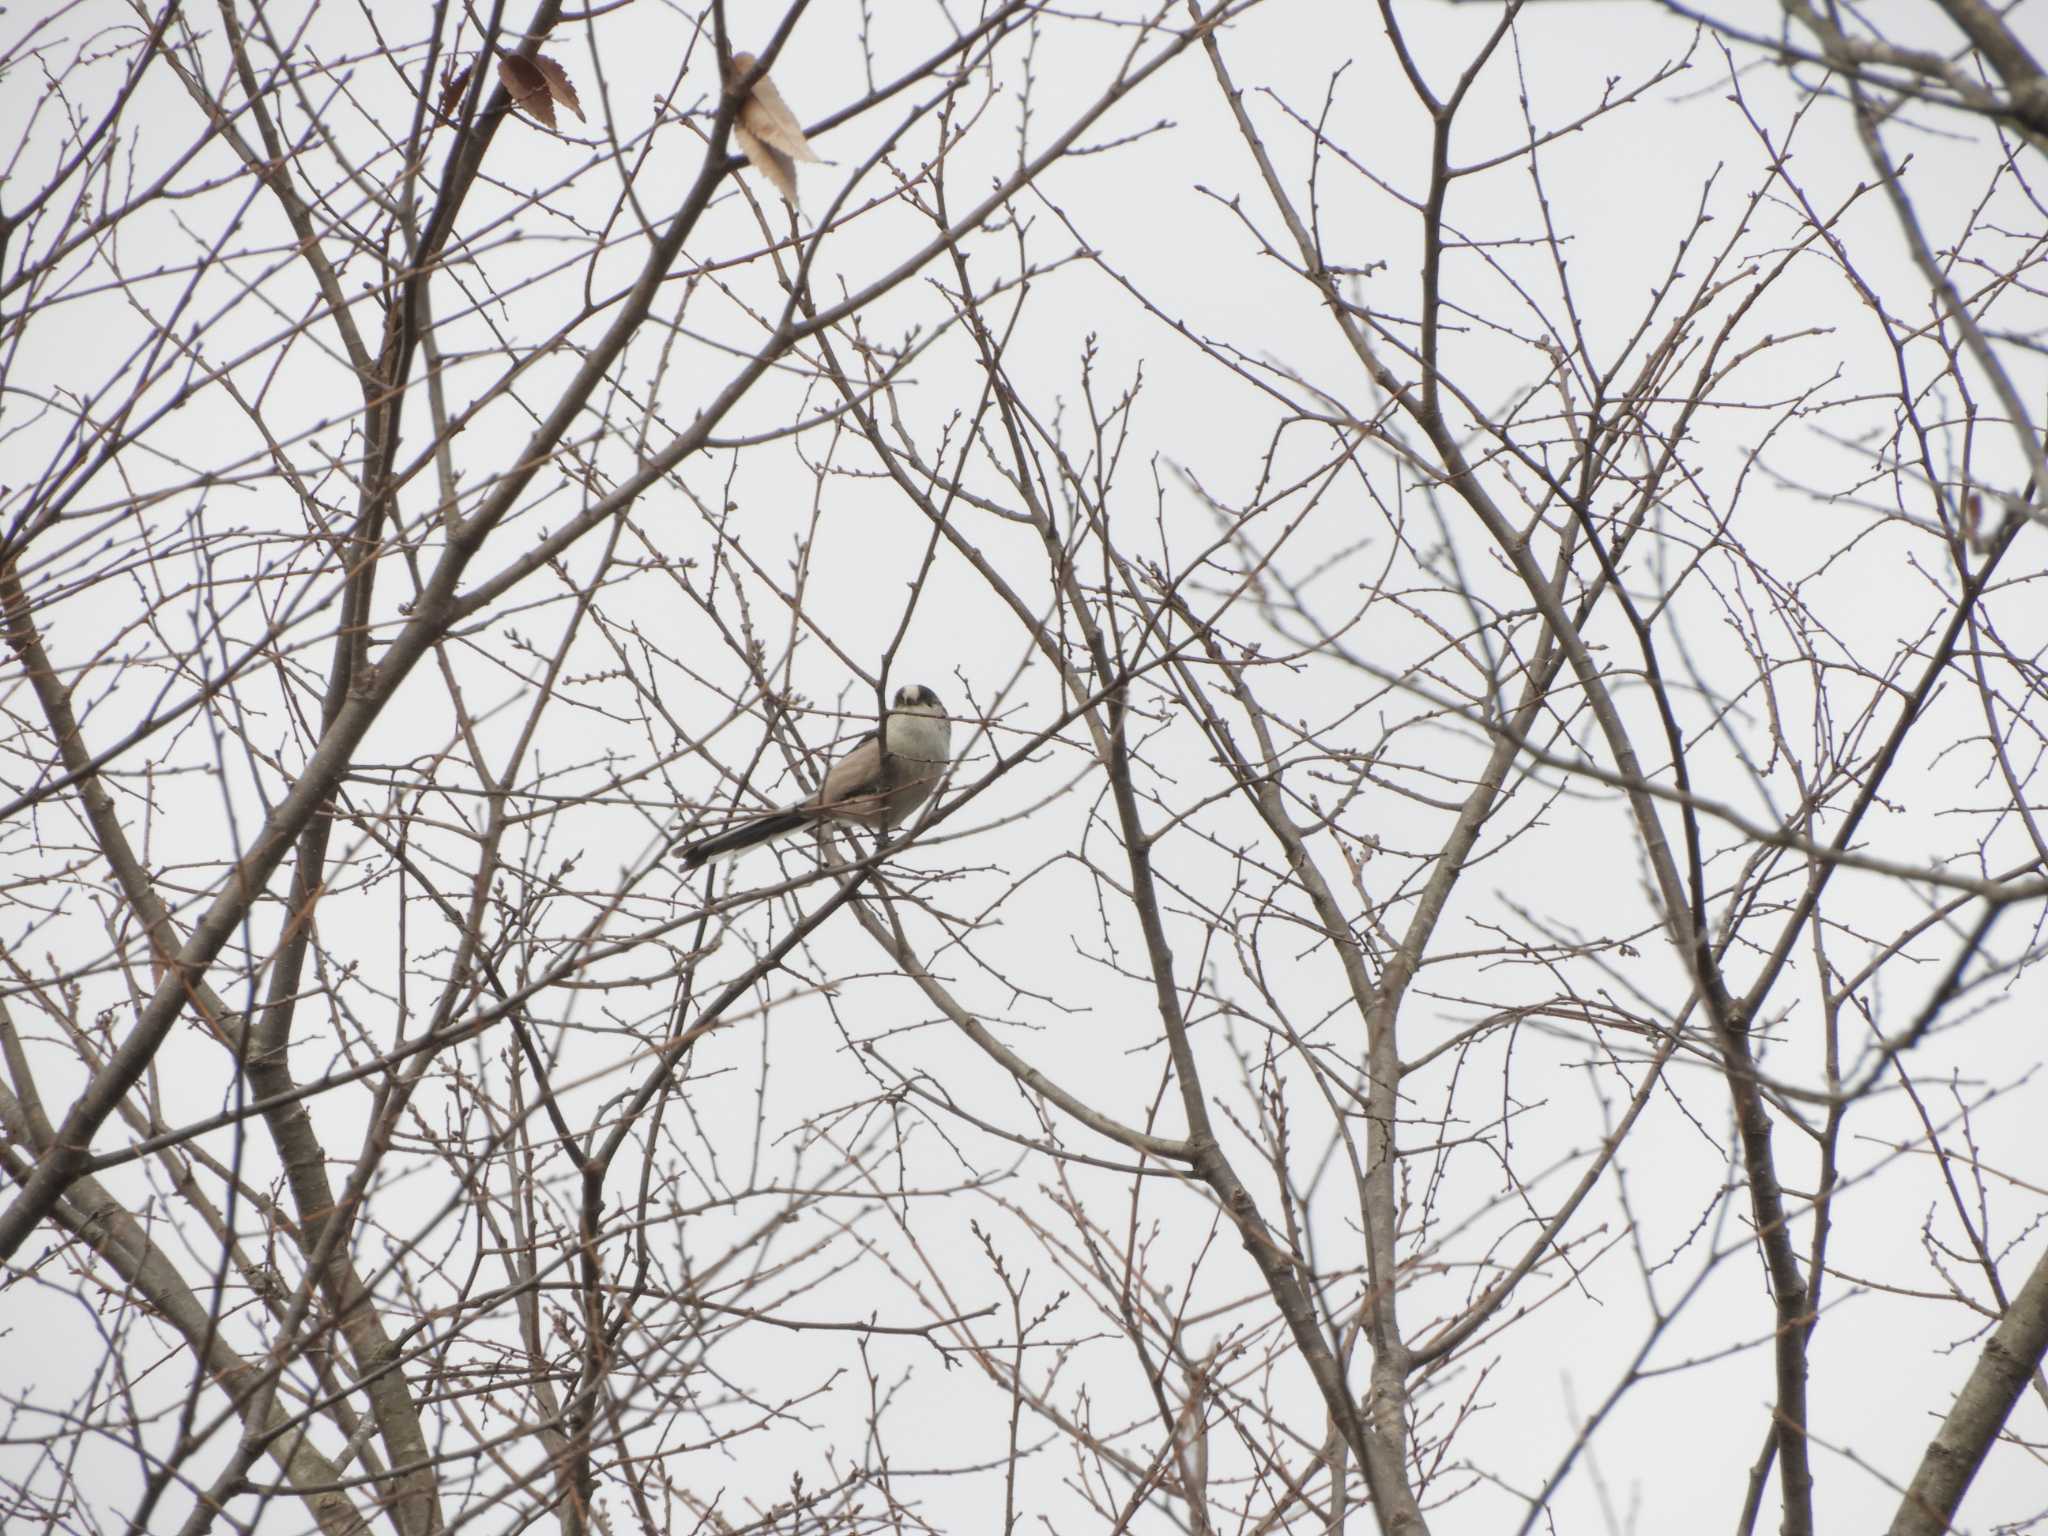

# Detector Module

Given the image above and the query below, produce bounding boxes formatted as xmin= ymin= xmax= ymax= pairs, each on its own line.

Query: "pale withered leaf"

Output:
xmin=726 ymin=51 xmax=822 ymax=207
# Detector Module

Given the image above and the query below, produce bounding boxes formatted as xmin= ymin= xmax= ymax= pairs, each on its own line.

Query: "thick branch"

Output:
xmin=1889 ymin=1238 xmax=2048 ymax=1536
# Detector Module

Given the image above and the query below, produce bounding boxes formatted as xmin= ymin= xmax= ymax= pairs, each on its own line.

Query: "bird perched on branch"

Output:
xmin=725 ymin=50 xmax=821 ymax=207
xmin=676 ymin=685 xmax=953 ymax=868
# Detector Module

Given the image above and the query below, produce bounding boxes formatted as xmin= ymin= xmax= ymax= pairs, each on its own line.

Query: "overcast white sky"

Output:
xmin=4 ymin=0 xmax=2046 ymax=1532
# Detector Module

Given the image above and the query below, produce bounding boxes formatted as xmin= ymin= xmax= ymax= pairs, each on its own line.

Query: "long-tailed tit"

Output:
xmin=676 ymin=685 xmax=952 ymax=868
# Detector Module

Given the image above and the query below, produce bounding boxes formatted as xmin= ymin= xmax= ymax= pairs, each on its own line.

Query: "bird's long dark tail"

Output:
xmin=676 ymin=810 xmax=807 ymax=868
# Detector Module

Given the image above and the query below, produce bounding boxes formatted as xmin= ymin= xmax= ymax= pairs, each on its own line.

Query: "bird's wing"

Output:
xmin=813 ymin=732 xmax=888 ymax=813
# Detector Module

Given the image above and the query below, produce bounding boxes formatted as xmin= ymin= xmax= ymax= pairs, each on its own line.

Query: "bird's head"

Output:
xmin=892 ymin=684 xmax=943 ymax=713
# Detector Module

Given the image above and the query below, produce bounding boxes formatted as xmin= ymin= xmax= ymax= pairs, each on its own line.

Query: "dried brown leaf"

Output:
xmin=533 ymin=53 xmax=584 ymax=122
xmin=498 ymin=54 xmax=556 ymax=130
xmin=437 ymin=59 xmax=475 ymax=124
xmin=1961 ymin=490 xmax=1985 ymax=553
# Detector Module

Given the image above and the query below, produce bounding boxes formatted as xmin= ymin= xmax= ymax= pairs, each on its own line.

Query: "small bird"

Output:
xmin=725 ymin=50 xmax=821 ymax=207
xmin=677 ymin=685 xmax=953 ymax=868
